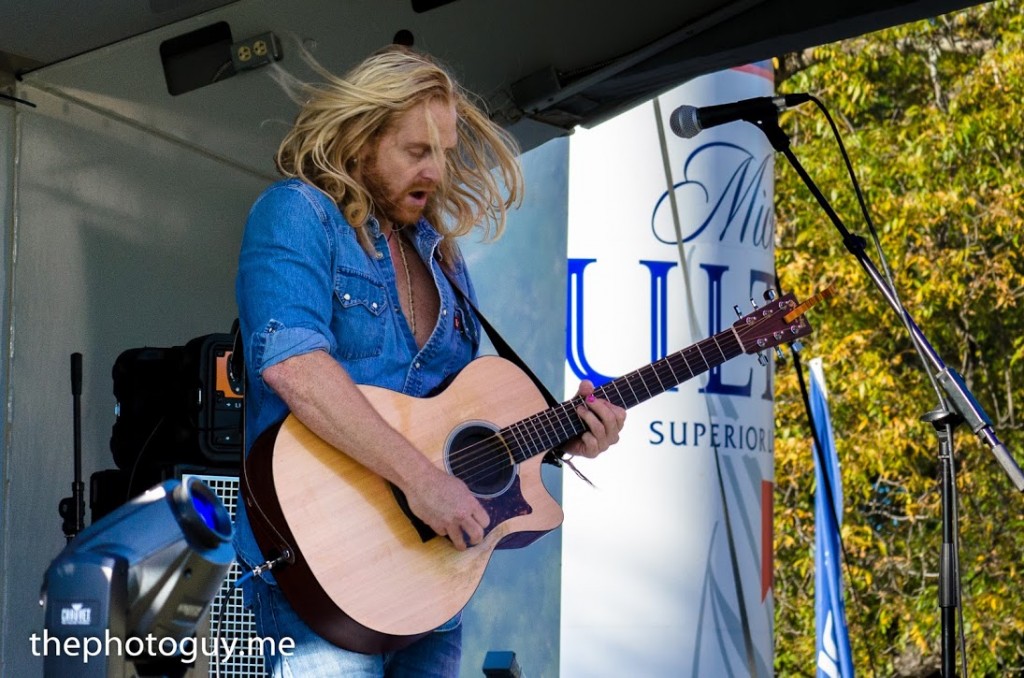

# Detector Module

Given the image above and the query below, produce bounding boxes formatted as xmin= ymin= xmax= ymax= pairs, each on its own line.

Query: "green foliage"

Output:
xmin=773 ymin=2 xmax=1024 ymax=675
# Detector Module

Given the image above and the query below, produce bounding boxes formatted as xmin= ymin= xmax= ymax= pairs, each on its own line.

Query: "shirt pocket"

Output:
xmin=333 ymin=267 xmax=388 ymax=360
xmin=442 ymin=305 xmax=480 ymax=380
xmin=454 ymin=303 xmax=481 ymax=349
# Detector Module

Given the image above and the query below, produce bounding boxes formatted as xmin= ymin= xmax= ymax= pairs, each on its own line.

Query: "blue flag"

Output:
xmin=809 ymin=358 xmax=855 ymax=678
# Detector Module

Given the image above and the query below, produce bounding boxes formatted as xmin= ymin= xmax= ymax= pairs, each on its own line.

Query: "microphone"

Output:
xmin=669 ymin=93 xmax=810 ymax=138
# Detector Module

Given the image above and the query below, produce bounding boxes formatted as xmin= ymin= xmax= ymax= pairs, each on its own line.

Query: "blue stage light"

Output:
xmin=41 ymin=477 xmax=234 ymax=677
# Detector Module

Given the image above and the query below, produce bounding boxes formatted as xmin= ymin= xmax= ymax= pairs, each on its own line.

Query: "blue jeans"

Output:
xmin=245 ymin=573 xmax=462 ymax=677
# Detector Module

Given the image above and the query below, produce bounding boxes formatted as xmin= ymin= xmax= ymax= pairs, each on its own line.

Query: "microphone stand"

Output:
xmin=750 ymin=114 xmax=1024 ymax=678
xmin=59 ymin=353 xmax=86 ymax=542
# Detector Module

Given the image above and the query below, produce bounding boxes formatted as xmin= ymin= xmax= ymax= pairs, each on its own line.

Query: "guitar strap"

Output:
xmin=440 ymin=263 xmax=569 ymax=468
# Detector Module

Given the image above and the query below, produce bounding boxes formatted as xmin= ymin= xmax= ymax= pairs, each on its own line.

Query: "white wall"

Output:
xmin=0 ymin=2 xmax=568 ymax=675
xmin=0 ymin=101 xmax=13 ymax=667
xmin=3 ymin=81 xmax=268 ymax=676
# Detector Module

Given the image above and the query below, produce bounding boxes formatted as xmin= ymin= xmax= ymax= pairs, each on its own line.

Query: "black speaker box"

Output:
xmin=110 ymin=333 xmax=243 ymax=471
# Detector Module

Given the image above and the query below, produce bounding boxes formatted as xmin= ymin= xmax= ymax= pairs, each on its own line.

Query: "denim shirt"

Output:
xmin=233 ymin=178 xmax=481 ymax=579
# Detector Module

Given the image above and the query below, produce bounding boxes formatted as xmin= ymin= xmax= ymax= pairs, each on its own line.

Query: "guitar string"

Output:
xmin=449 ymin=329 xmax=740 ymax=486
xmin=448 ymin=332 xmax=738 ymax=486
xmin=446 ymin=306 xmax=802 ymax=488
xmin=447 ymin=309 xmax=792 ymax=487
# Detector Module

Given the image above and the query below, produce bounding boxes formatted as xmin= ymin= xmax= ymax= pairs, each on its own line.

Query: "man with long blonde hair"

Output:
xmin=235 ymin=45 xmax=625 ymax=675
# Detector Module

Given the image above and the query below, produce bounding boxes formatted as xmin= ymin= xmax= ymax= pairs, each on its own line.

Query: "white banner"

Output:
xmin=562 ymin=64 xmax=776 ymax=676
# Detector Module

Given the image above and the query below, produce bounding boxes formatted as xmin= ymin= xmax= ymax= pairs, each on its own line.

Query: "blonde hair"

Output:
xmin=276 ymin=45 xmax=523 ymax=263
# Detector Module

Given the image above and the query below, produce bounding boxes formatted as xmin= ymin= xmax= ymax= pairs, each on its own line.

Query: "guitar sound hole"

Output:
xmin=446 ymin=423 xmax=516 ymax=498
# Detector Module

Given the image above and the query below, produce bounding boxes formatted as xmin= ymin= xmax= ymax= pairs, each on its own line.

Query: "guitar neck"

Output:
xmin=502 ymin=326 xmax=744 ymax=463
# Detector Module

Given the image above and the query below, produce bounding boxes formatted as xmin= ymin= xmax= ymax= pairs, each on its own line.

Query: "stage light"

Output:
xmin=40 ymin=477 xmax=234 ymax=677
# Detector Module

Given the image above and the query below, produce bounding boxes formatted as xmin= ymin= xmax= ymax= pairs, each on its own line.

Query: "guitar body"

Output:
xmin=243 ymin=355 xmax=564 ymax=653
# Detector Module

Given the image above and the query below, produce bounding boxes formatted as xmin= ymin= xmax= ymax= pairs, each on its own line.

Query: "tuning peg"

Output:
xmin=750 ymin=297 xmax=759 ymax=310
xmin=774 ymin=346 xmax=786 ymax=363
xmin=757 ymin=353 xmax=769 ymax=367
xmin=763 ymin=288 xmax=777 ymax=301
xmin=791 ymin=340 xmax=803 ymax=353
xmin=733 ymin=304 xmax=743 ymax=319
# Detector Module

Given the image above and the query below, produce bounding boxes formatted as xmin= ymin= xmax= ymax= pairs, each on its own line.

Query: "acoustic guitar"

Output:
xmin=242 ymin=288 xmax=831 ymax=653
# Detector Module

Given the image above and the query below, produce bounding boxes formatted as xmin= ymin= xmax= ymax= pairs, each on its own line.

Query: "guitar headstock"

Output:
xmin=732 ymin=286 xmax=834 ymax=355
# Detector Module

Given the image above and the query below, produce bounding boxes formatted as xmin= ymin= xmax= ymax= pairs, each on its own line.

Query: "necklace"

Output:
xmin=394 ymin=232 xmax=417 ymax=336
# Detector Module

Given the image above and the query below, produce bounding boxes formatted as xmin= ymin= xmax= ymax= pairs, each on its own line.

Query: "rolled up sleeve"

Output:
xmin=251 ymin=321 xmax=331 ymax=374
xmin=236 ymin=182 xmax=337 ymax=378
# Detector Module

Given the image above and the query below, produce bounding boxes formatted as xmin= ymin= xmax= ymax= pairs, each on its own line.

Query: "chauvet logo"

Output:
xmin=60 ymin=603 xmax=92 ymax=626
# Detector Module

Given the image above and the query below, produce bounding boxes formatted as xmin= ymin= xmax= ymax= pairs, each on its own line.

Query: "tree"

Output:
xmin=772 ymin=2 xmax=1024 ymax=675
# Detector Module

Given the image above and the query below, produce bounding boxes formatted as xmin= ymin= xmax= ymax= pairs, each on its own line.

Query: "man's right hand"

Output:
xmin=264 ymin=352 xmax=492 ymax=550
xmin=404 ymin=468 xmax=490 ymax=551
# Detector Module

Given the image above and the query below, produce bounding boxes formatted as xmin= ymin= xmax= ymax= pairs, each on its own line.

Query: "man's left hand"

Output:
xmin=562 ymin=380 xmax=626 ymax=458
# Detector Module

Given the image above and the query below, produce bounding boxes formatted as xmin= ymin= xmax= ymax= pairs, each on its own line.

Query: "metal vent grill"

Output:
xmin=185 ymin=473 xmax=265 ymax=677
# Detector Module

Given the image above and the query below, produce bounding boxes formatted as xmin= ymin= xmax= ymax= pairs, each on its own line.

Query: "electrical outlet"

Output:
xmin=231 ymin=32 xmax=282 ymax=72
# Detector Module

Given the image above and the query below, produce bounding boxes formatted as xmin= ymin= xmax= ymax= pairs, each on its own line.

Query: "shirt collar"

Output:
xmin=367 ymin=215 xmax=442 ymax=248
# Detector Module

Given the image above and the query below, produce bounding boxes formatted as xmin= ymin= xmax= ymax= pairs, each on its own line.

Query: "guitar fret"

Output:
xmin=522 ymin=418 xmax=540 ymax=449
xmin=564 ymin=401 xmax=584 ymax=439
xmin=540 ymin=405 xmax=565 ymax=454
xmin=516 ymin=409 xmax=548 ymax=462
xmin=693 ymin=342 xmax=711 ymax=370
xmin=654 ymin=359 xmax=676 ymax=390
xmin=636 ymin=370 xmax=654 ymax=401
xmin=681 ymin=345 xmax=701 ymax=375
xmin=708 ymin=334 xmax=728 ymax=362
xmin=542 ymin=407 xmax=567 ymax=452
xmin=634 ymin=374 xmax=649 ymax=406
xmin=543 ymin=408 xmax=561 ymax=445
xmin=529 ymin=409 xmax=555 ymax=459
xmin=509 ymin=415 xmax=538 ymax=463
xmin=606 ymin=380 xmax=627 ymax=409
xmin=505 ymin=420 xmax=522 ymax=448
xmin=613 ymin=374 xmax=627 ymax=400
xmin=719 ymin=332 xmax=741 ymax=360
xmin=693 ymin=342 xmax=709 ymax=367
xmin=508 ymin=420 xmax=530 ymax=461
xmin=646 ymin=363 xmax=667 ymax=394
xmin=659 ymin=358 xmax=675 ymax=391
xmin=672 ymin=353 xmax=695 ymax=382
xmin=633 ymin=373 xmax=650 ymax=405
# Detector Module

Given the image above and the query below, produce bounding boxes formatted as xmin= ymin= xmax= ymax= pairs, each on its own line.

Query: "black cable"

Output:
xmin=0 ymin=91 xmax=36 ymax=107
xmin=211 ymin=60 xmax=235 ymax=84
xmin=124 ymin=415 xmax=166 ymax=503
xmin=210 ymin=576 xmax=243 ymax=678
xmin=807 ymin=95 xmax=947 ymax=408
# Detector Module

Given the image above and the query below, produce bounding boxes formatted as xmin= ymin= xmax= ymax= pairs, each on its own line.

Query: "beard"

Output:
xmin=361 ymin=156 xmax=429 ymax=228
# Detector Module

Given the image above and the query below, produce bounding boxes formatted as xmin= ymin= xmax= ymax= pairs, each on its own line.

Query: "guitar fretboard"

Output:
xmin=500 ymin=326 xmax=744 ymax=463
